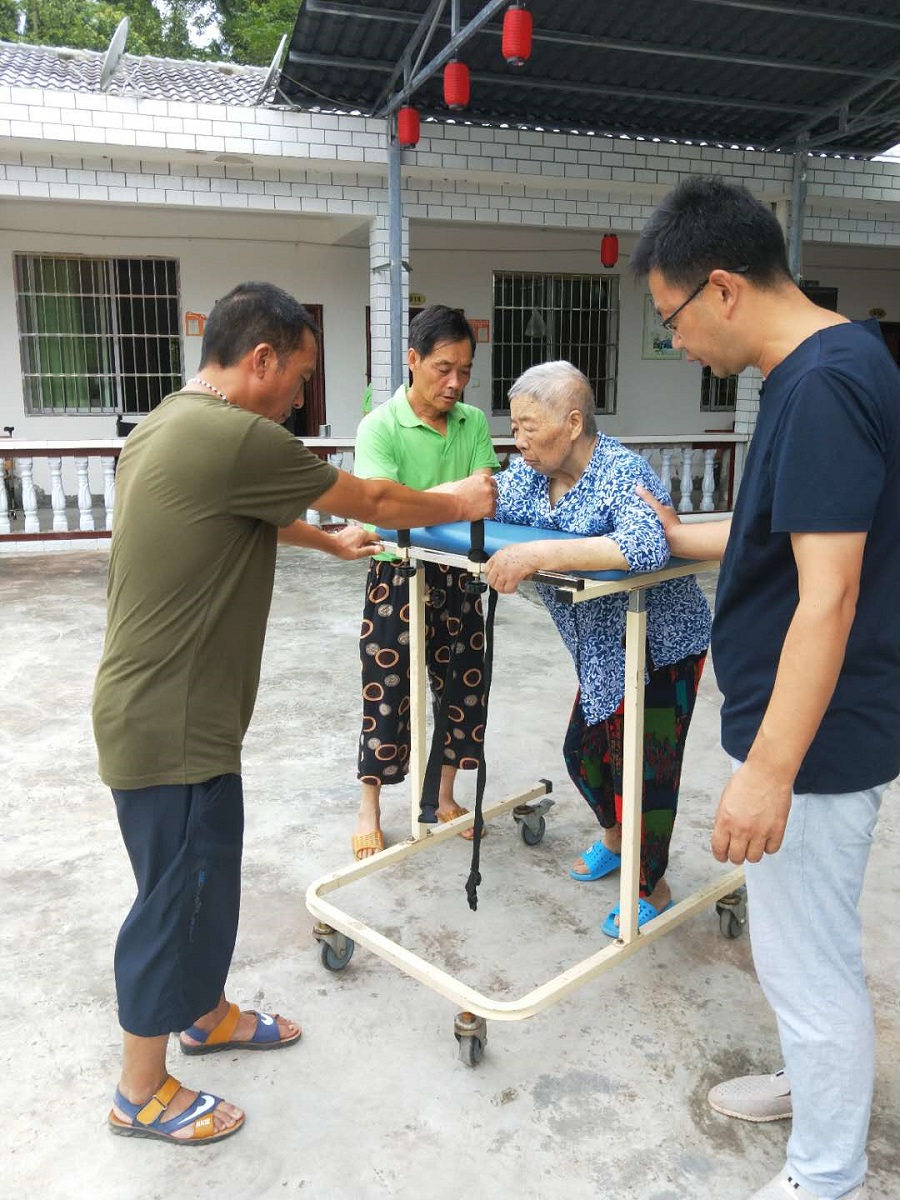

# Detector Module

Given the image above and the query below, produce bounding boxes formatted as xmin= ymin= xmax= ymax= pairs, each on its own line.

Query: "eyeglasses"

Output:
xmin=658 ymin=266 xmax=750 ymax=333
xmin=659 ymin=277 xmax=709 ymax=333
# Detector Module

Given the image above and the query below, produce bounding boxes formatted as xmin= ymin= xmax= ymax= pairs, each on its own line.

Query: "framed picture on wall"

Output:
xmin=642 ymin=293 xmax=684 ymax=360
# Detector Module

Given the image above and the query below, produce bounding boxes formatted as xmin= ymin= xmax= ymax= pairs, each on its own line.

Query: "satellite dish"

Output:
xmin=255 ymin=32 xmax=288 ymax=105
xmin=99 ymin=17 xmax=129 ymax=91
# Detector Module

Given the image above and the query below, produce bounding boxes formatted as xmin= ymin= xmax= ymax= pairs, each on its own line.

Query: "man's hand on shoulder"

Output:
xmin=711 ymin=760 xmax=793 ymax=865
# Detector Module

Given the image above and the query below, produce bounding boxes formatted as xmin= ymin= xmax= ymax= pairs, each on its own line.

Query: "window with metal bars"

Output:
xmin=491 ymin=271 xmax=618 ymax=413
xmin=700 ymin=366 xmax=737 ymax=412
xmin=14 ymin=254 xmax=183 ymax=415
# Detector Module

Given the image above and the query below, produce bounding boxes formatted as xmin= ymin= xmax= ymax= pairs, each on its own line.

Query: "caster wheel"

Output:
xmin=457 ymin=1035 xmax=484 ymax=1066
xmin=320 ymin=938 xmax=355 ymax=971
xmin=520 ymin=816 xmax=546 ymax=846
xmin=719 ymin=909 xmax=743 ymax=939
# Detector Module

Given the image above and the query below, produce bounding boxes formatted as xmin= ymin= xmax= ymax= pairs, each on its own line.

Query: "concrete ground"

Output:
xmin=2 ymin=547 xmax=898 ymax=1200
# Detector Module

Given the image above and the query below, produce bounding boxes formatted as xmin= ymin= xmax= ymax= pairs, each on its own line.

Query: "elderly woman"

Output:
xmin=485 ymin=362 xmax=711 ymax=935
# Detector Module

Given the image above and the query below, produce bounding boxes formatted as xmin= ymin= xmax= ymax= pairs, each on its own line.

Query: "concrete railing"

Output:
xmin=0 ymin=432 xmax=746 ymax=551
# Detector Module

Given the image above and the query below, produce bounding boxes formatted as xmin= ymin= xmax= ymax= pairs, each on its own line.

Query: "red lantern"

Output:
xmin=600 ymin=233 xmax=619 ymax=268
xmin=502 ymin=4 xmax=533 ymax=67
xmin=443 ymin=61 xmax=470 ymax=111
xmin=396 ymin=106 xmax=420 ymax=148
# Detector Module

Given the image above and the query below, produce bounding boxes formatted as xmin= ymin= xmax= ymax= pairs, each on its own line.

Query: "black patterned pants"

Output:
xmin=357 ymin=559 xmax=487 ymax=786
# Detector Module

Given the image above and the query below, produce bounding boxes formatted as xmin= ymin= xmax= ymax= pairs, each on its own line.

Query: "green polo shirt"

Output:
xmin=355 ymin=384 xmax=499 ymax=555
xmin=355 ymin=384 xmax=498 ymax=486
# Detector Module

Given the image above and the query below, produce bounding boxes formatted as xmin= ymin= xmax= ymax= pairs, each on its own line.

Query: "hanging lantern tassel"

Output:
xmin=443 ymin=60 xmax=471 ymax=111
xmin=502 ymin=4 xmax=533 ymax=67
xmin=397 ymin=106 xmax=420 ymax=148
xmin=600 ymin=233 xmax=619 ymax=268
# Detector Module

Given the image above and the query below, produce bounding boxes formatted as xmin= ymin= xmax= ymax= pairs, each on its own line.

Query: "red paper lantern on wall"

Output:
xmin=443 ymin=61 xmax=470 ymax=111
xmin=600 ymin=233 xmax=619 ymax=268
xmin=502 ymin=4 xmax=533 ymax=67
xmin=397 ymin=106 xmax=420 ymax=148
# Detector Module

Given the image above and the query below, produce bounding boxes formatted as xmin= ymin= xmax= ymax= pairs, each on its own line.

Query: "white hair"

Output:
xmin=507 ymin=361 xmax=597 ymax=436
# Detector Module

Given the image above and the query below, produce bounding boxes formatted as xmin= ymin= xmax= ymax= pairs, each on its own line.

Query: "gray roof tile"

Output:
xmin=0 ymin=40 xmax=270 ymax=106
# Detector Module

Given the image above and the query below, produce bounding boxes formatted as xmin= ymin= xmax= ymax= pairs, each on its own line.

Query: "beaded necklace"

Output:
xmin=187 ymin=376 xmax=228 ymax=402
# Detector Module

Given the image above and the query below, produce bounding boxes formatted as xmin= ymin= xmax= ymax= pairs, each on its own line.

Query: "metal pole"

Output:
xmin=388 ymin=121 xmax=404 ymax=392
xmin=788 ymin=135 xmax=808 ymax=282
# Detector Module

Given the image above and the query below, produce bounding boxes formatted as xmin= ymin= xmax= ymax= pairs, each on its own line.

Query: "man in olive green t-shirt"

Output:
xmin=96 ymin=283 xmax=495 ymax=1147
xmin=352 ymin=305 xmax=499 ymax=861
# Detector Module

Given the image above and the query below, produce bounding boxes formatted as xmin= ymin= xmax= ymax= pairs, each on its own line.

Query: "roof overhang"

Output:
xmin=277 ymin=0 xmax=900 ymax=157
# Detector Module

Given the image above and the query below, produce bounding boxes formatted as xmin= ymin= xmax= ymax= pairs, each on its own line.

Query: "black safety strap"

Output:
xmin=464 ymin=582 xmax=497 ymax=912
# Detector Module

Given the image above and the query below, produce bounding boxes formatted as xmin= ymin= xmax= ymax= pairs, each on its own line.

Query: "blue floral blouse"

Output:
xmin=495 ymin=435 xmax=712 ymax=724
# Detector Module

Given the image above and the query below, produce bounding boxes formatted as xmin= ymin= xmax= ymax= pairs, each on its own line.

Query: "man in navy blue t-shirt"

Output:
xmin=633 ymin=177 xmax=899 ymax=1200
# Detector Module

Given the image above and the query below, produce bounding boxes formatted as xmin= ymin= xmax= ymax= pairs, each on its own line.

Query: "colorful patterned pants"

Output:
xmin=563 ymin=651 xmax=706 ymax=895
xmin=357 ymin=559 xmax=487 ymax=787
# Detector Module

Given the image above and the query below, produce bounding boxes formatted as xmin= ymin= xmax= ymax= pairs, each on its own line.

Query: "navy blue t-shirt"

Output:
xmin=713 ymin=320 xmax=900 ymax=793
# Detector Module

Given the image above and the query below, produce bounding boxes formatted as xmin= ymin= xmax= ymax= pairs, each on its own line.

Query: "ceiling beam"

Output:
xmin=686 ymin=0 xmax=900 ymax=32
xmin=302 ymin=0 xmax=898 ymax=79
xmin=373 ymin=0 xmax=510 ymax=116
xmin=286 ymin=51 xmax=821 ymax=116
xmin=776 ymin=52 xmax=900 ymax=149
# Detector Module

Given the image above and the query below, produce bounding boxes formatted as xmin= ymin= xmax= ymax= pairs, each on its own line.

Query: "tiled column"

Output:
xmin=733 ymin=366 xmax=763 ymax=497
xmin=369 ymin=202 xmax=409 ymax=408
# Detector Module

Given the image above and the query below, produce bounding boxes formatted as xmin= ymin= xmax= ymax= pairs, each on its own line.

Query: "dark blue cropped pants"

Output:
xmin=112 ymin=774 xmax=244 ymax=1037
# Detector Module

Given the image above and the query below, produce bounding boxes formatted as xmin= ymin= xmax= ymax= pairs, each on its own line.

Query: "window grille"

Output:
xmin=14 ymin=254 xmax=182 ymax=415
xmin=492 ymin=271 xmax=618 ymax=413
xmin=700 ymin=366 xmax=737 ymax=412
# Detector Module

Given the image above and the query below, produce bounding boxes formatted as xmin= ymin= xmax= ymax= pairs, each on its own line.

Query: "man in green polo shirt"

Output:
xmin=352 ymin=306 xmax=500 ymax=859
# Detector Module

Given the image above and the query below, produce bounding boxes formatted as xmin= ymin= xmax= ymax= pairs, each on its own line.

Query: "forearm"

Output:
xmin=746 ymin=596 xmax=857 ymax=784
xmin=524 ymin=535 xmax=629 ymax=573
xmin=315 ymin=473 xmax=464 ymax=527
xmin=666 ymin=516 xmax=731 ymax=560
xmin=277 ymin=520 xmax=339 ymax=552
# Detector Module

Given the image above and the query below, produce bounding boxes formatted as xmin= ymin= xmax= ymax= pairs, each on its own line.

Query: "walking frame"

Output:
xmin=306 ymin=527 xmax=746 ymax=1063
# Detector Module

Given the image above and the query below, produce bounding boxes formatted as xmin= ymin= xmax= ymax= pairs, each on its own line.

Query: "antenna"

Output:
xmin=99 ymin=17 xmax=129 ymax=91
xmin=255 ymin=32 xmax=288 ymax=105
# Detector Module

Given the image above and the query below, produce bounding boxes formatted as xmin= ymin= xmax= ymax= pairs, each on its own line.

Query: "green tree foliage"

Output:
xmin=211 ymin=0 xmax=296 ymax=66
xmin=1 ymin=0 xmax=294 ymax=64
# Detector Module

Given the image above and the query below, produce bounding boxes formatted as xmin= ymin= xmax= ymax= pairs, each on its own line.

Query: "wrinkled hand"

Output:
xmin=711 ymin=760 xmax=793 ymax=864
xmin=635 ymin=485 xmax=680 ymax=540
xmin=329 ymin=523 xmax=384 ymax=560
xmin=452 ymin=472 xmax=497 ymax=522
xmin=484 ymin=544 xmax=539 ymax=593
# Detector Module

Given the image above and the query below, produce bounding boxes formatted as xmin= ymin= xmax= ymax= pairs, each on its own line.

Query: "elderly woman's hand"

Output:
xmin=484 ymin=543 xmax=540 ymax=593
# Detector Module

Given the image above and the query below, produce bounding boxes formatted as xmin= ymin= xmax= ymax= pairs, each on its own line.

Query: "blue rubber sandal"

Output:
xmin=180 ymin=1001 xmax=301 ymax=1056
xmin=108 ymin=1074 xmax=244 ymax=1145
xmin=569 ymin=840 xmax=622 ymax=882
xmin=601 ymin=897 xmax=674 ymax=938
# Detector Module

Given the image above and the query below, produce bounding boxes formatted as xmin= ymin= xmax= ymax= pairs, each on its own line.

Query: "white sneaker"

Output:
xmin=748 ymin=1168 xmax=867 ymax=1199
xmin=709 ymin=1069 xmax=792 ymax=1122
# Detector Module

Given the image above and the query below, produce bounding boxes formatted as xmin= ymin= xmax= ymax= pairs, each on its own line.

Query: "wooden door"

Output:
xmin=284 ymin=303 xmax=326 ymax=438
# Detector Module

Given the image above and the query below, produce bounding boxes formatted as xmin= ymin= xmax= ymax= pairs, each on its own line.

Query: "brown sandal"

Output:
xmin=436 ymin=806 xmax=486 ymax=841
xmin=352 ymin=829 xmax=385 ymax=860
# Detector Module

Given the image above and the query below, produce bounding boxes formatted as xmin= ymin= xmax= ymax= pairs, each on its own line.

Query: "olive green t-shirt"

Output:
xmin=92 ymin=389 xmax=338 ymax=789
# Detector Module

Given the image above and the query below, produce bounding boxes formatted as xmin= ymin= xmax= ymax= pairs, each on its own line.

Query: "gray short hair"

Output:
xmin=507 ymin=361 xmax=597 ymax=437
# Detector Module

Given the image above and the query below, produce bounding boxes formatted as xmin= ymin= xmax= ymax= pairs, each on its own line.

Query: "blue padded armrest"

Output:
xmin=376 ymin=520 xmax=691 ymax=582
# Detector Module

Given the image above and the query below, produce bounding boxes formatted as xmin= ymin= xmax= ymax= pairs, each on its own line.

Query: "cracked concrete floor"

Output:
xmin=1 ymin=548 xmax=898 ymax=1200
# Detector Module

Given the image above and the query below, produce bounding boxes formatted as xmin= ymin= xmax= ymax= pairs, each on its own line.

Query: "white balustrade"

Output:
xmin=102 ymin=456 xmax=116 ymax=531
xmin=659 ymin=447 xmax=673 ymax=498
xmin=75 ymin=457 xmax=95 ymax=531
xmin=0 ymin=433 xmax=744 ymax=550
xmin=678 ymin=446 xmax=695 ymax=513
xmin=20 ymin=457 xmax=39 ymax=533
xmin=49 ymin=457 xmax=68 ymax=531
xmin=700 ymin=449 xmax=717 ymax=513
